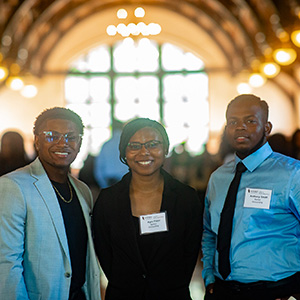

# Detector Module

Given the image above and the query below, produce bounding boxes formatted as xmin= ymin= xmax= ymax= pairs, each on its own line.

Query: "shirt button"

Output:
xmin=65 ymin=272 xmax=71 ymax=278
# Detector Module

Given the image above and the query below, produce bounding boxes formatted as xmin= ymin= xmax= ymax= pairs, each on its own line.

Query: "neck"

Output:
xmin=130 ymin=172 xmax=164 ymax=192
xmin=237 ymin=137 xmax=267 ymax=160
xmin=39 ymin=160 xmax=69 ymax=183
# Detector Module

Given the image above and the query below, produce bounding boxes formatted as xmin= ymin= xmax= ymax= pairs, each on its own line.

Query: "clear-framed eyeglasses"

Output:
xmin=40 ymin=131 xmax=83 ymax=144
xmin=127 ymin=140 xmax=163 ymax=151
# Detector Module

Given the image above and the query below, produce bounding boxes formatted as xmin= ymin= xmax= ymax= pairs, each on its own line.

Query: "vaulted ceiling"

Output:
xmin=1 ymin=0 xmax=300 ymax=86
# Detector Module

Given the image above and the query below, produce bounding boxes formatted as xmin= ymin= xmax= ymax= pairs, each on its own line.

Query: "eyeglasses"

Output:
xmin=40 ymin=131 xmax=83 ymax=144
xmin=127 ymin=140 xmax=163 ymax=151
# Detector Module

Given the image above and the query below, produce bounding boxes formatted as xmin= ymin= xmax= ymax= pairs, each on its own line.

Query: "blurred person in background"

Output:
xmin=0 ymin=130 xmax=31 ymax=176
xmin=291 ymin=129 xmax=300 ymax=160
xmin=94 ymin=120 xmax=128 ymax=188
xmin=267 ymin=132 xmax=291 ymax=156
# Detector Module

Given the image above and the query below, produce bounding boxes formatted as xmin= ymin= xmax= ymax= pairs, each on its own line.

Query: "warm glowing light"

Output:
xmin=0 ymin=66 xmax=8 ymax=81
xmin=135 ymin=7 xmax=145 ymax=18
xmin=117 ymin=9 xmax=127 ymax=19
xmin=237 ymin=83 xmax=252 ymax=94
xmin=277 ymin=30 xmax=289 ymax=42
xmin=260 ymin=62 xmax=280 ymax=78
xmin=6 ymin=76 xmax=24 ymax=90
xmin=10 ymin=63 xmax=21 ymax=75
xmin=21 ymin=85 xmax=38 ymax=98
xmin=273 ymin=48 xmax=297 ymax=65
xmin=291 ymin=30 xmax=300 ymax=47
xmin=148 ymin=23 xmax=162 ymax=35
xmin=117 ymin=23 xmax=130 ymax=37
xmin=106 ymin=25 xmax=117 ymax=36
xmin=107 ymin=22 xmax=162 ymax=37
xmin=249 ymin=73 xmax=266 ymax=88
xmin=127 ymin=23 xmax=138 ymax=35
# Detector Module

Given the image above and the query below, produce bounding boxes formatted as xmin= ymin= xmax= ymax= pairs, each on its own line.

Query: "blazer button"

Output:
xmin=142 ymin=274 xmax=146 ymax=279
xmin=65 ymin=272 xmax=71 ymax=278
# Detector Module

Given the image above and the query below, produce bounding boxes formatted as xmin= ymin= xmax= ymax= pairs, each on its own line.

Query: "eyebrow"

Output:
xmin=227 ymin=114 xmax=257 ymax=119
xmin=43 ymin=130 xmax=77 ymax=134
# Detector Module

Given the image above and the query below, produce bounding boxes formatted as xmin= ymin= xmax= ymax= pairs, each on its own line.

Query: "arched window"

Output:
xmin=65 ymin=38 xmax=209 ymax=168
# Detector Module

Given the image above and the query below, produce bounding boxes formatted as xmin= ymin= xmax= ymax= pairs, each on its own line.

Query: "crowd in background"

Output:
xmin=2 ymin=127 xmax=300 ymax=200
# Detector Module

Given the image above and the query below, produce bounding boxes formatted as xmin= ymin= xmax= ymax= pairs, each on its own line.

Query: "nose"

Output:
xmin=57 ymin=135 xmax=68 ymax=145
xmin=235 ymin=120 xmax=247 ymax=129
xmin=140 ymin=144 xmax=150 ymax=154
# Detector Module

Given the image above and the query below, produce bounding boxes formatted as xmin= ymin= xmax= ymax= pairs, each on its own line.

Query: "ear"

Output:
xmin=77 ymin=139 xmax=82 ymax=152
xmin=34 ymin=135 xmax=40 ymax=152
xmin=264 ymin=121 xmax=273 ymax=137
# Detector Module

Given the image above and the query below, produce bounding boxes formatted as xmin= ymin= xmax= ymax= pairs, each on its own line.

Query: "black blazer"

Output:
xmin=92 ymin=169 xmax=203 ymax=300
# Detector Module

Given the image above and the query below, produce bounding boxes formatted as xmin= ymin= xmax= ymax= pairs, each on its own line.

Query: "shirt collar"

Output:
xmin=234 ymin=142 xmax=273 ymax=172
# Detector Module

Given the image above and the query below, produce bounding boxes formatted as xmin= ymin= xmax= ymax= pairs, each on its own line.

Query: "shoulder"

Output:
xmin=94 ymin=172 xmax=130 ymax=207
xmin=0 ymin=162 xmax=33 ymax=184
xmin=163 ymin=168 xmax=189 ymax=187
xmin=268 ymin=152 xmax=300 ymax=168
xmin=162 ymin=169 xmax=199 ymax=202
xmin=209 ymin=160 xmax=233 ymax=180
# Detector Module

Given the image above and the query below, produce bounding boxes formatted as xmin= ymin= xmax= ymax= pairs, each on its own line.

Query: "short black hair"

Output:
xmin=226 ymin=94 xmax=269 ymax=122
xmin=33 ymin=107 xmax=84 ymax=135
xmin=119 ymin=118 xmax=169 ymax=165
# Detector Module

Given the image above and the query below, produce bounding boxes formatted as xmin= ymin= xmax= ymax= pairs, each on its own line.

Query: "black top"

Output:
xmin=92 ymin=169 xmax=203 ymax=300
xmin=51 ymin=180 xmax=87 ymax=297
xmin=132 ymin=216 xmax=156 ymax=269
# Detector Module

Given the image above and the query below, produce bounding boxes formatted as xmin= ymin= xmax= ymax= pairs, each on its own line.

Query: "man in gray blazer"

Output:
xmin=0 ymin=107 xmax=101 ymax=300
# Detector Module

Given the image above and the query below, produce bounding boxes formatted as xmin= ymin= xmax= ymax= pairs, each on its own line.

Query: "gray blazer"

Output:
xmin=0 ymin=158 xmax=101 ymax=300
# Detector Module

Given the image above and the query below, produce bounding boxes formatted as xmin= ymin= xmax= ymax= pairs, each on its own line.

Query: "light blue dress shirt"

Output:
xmin=202 ymin=142 xmax=300 ymax=286
xmin=94 ymin=129 xmax=128 ymax=188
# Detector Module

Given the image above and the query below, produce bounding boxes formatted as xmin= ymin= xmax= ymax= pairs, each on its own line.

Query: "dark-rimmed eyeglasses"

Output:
xmin=127 ymin=140 xmax=163 ymax=151
xmin=40 ymin=131 xmax=83 ymax=144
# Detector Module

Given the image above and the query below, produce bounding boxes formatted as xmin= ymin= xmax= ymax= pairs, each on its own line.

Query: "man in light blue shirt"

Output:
xmin=94 ymin=120 xmax=128 ymax=188
xmin=202 ymin=94 xmax=300 ymax=300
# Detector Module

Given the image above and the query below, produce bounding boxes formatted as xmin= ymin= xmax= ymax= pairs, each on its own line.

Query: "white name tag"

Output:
xmin=244 ymin=188 xmax=272 ymax=209
xmin=139 ymin=212 xmax=169 ymax=235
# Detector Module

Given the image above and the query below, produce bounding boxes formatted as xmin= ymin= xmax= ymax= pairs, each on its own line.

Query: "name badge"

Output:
xmin=139 ymin=212 xmax=169 ymax=235
xmin=244 ymin=188 xmax=272 ymax=209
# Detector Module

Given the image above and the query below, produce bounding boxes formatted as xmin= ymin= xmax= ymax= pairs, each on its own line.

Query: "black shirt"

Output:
xmin=132 ymin=215 xmax=156 ymax=269
xmin=51 ymin=180 xmax=88 ymax=297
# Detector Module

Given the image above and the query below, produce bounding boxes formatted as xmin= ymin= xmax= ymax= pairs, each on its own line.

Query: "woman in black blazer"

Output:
xmin=92 ymin=118 xmax=203 ymax=300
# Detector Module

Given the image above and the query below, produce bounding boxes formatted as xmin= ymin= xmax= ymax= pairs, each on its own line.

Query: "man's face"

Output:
xmin=34 ymin=119 xmax=81 ymax=175
xmin=225 ymin=99 xmax=272 ymax=159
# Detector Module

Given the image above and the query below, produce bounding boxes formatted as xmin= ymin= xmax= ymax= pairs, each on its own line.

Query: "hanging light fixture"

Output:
xmin=117 ymin=8 xmax=127 ymax=19
xmin=249 ymin=73 xmax=266 ymax=88
xmin=260 ymin=62 xmax=280 ymax=78
xmin=21 ymin=84 xmax=38 ymax=98
xmin=237 ymin=82 xmax=252 ymax=94
xmin=6 ymin=76 xmax=24 ymax=91
xmin=0 ymin=65 xmax=8 ymax=81
xmin=273 ymin=48 xmax=297 ymax=65
xmin=291 ymin=29 xmax=300 ymax=47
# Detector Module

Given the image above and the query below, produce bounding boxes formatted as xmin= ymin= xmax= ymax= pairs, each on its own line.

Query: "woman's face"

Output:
xmin=125 ymin=127 xmax=166 ymax=177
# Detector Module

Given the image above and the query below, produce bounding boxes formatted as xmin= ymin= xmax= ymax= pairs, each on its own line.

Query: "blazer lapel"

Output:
xmin=30 ymin=158 xmax=70 ymax=262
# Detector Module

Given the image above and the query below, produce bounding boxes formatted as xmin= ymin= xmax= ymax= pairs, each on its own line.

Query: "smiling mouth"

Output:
xmin=54 ymin=151 xmax=69 ymax=157
xmin=137 ymin=160 xmax=152 ymax=165
xmin=235 ymin=136 xmax=248 ymax=142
